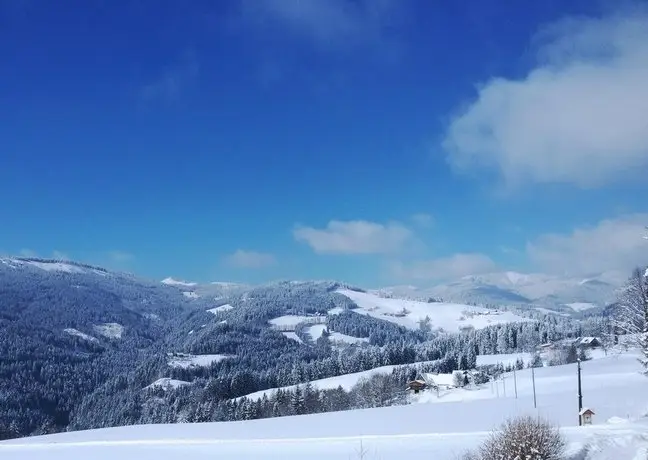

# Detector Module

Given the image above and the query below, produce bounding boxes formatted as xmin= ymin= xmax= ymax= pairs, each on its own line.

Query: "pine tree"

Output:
xmin=612 ymin=267 xmax=648 ymax=375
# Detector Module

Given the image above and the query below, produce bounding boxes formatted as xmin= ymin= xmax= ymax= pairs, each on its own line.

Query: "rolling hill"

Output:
xmin=1 ymin=348 xmax=646 ymax=459
xmin=0 ymin=257 xmax=608 ymax=441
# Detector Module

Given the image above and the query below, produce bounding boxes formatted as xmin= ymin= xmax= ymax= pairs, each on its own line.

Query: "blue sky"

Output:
xmin=1 ymin=0 xmax=647 ymax=286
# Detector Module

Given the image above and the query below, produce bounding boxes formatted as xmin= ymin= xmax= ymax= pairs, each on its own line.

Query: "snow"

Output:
xmin=167 ymin=353 xmax=233 ymax=368
xmin=476 ymin=352 xmax=533 ymax=367
xmin=207 ymin=304 xmax=233 ymax=314
xmin=161 ymin=277 xmax=197 ymax=287
xmin=93 ymin=323 xmax=124 ymax=339
xmin=535 ymin=307 xmax=570 ymax=316
xmin=421 ymin=372 xmax=456 ymax=387
xmin=237 ymin=362 xmax=439 ymax=402
xmin=306 ymin=324 xmax=368 ymax=345
xmin=337 ymin=289 xmax=529 ymax=331
xmin=282 ymin=331 xmax=303 ymax=343
xmin=3 ymin=349 xmax=648 ymax=459
xmin=182 ymin=291 xmax=199 ymax=299
xmin=327 ymin=306 xmax=345 ymax=315
xmin=25 ymin=260 xmax=85 ymax=273
xmin=268 ymin=315 xmax=325 ymax=328
xmin=505 ymin=271 xmax=530 ymax=284
xmin=210 ymin=281 xmax=242 ymax=287
xmin=63 ymin=328 xmax=99 ymax=343
xmin=145 ymin=378 xmax=190 ymax=391
xmin=567 ymin=302 xmax=599 ymax=311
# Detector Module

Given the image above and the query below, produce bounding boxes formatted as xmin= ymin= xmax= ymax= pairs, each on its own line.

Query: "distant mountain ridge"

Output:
xmin=373 ymin=271 xmax=623 ymax=313
xmin=162 ymin=269 xmax=622 ymax=316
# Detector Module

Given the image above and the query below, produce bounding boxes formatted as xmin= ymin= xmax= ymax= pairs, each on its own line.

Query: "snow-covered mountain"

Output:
xmin=375 ymin=271 xmax=624 ymax=312
xmin=161 ymin=277 xmax=251 ymax=301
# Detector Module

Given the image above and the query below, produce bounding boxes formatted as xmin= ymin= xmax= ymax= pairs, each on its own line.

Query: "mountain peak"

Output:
xmin=161 ymin=277 xmax=197 ymax=287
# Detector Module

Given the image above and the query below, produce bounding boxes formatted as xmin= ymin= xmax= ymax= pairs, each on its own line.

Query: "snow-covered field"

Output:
xmin=206 ymin=304 xmax=233 ymax=314
xmin=167 ymin=354 xmax=233 ymax=368
xmin=145 ymin=378 xmax=190 ymax=391
xmin=337 ymin=289 xmax=529 ymax=331
xmin=236 ymin=362 xmax=427 ymax=402
xmin=64 ymin=328 xmax=99 ymax=343
xmin=268 ymin=315 xmax=326 ymax=330
xmin=93 ymin=323 xmax=124 ymax=339
xmin=476 ymin=352 xmax=533 ymax=367
xmin=2 ymin=349 xmax=647 ymax=459
xmin=307 ymin=324 xmax=368 ymax=345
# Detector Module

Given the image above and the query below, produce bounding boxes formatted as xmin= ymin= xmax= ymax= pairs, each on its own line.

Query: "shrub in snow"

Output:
xmin=453 ymin=370 xmax=466 ymax=388
xmin=463 ymin=415 xmax=565 ymax=460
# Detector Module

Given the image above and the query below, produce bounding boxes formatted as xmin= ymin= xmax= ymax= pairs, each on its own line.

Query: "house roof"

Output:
xmin=580 ymin=337 xmax=599 ymax=344
xmin=579 ymin=408 xmax=594 ymax=415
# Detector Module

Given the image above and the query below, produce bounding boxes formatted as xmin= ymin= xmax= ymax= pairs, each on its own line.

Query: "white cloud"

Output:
xmin=526 ymin=213 xmax=648 ymax=276
xmin=443 ymin=8 xmax=648 ymax=188
xmin=411 ymin=213 xmax=434 ymax=228
xmin=18 ymin=248 xmax=38 ymax=257
xmin=294 ymin=219 xmax=414 ymax=255
xmin=52 ymin=250 xmax=70 ymax=260
xmin=225 ymin=250 xmax=276 ymax=269
xmin=107 ymin=250 xmax=134 ymax=263
xmin=390 ymin=253 xmax=497 ymax=281
xmin=238 ymin=0 xmax=401 ymax=50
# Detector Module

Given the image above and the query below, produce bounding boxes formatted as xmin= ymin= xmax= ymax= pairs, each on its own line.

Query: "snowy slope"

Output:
xmin=337 ymin=289 xmax=528 ymax=331
xmin=1 ymin=350 xmax=647 ymax=459
xmin=161 ymin=277 xmax=197 ymax=287
xmin=306 ymin=324 xmax=368 ymax=345
xmin=167 ymin=354 xmax=234 ymax=368
xmin=145 ymin=378 xmax=190 ymax=391
xmin=476 ymin=352 xmax=533 ymax=367
xmin=236 ymin=362 xmax=435 ymax=402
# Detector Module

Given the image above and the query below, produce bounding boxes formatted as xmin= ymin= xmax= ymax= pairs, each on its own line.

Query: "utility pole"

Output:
xmin=531 ymin=366 xmax=537 ymax=409
xmin=577 ymin=359 xmax=583 ymax=426
xmin=503 ymin=376 xmax=506 ymax=397
xmin=513 ymin=368 xmax=518 ymax=399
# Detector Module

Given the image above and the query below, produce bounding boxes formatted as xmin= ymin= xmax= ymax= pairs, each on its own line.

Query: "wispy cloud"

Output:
xmin=389 ymin=213 xmax=648 ymax=282
xmin=16 ymin=248 xmax=70 ymax=259
xmin=389 ymin=253 xmax=497 ymax=281
xmin=526 ymin=213 xmax=648 ymax=277
xmin=52 ymin=250 xmax=70 ymax=260
xmin=18 ymin=248 xmax=38 ymax=257
xmin=140 ymin=50 xmax=199 ymax=102
xmin=411 ymin=213 xmax=434 ymax=228
xmin=294 ymin=219 xmax=414 ymax=255
xmin=107 ymin=250 xmax=135 ymax=263
xmin=224 ymin=249 xmax=276 ymax=269
xmin=237 ymin=0 xmax=403 ymax=52
xmin=443 ymin=6 xmax=648 ymax=189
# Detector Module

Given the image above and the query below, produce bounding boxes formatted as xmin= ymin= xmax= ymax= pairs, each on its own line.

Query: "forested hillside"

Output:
xmin=0 ymin=257 xmax=612 ymax=440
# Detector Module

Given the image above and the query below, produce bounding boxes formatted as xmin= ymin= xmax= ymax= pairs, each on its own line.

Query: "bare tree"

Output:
xmin=463 ymin=415 xmax=566 ymax=460
xmin=611 ymin=267 xmax=648 ymax=375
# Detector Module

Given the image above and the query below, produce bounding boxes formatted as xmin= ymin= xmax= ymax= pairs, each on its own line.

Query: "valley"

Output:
xmin=0 ymin=256 xmax=640 ymax=459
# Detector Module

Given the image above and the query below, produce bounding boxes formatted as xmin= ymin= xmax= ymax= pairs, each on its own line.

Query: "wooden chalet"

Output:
xmin=406 ymin=379 xmax=427 ymax=394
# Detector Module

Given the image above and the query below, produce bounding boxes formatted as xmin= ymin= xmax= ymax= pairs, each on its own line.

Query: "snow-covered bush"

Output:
xmin=463 ymin=415 xmax=565 ymax=460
